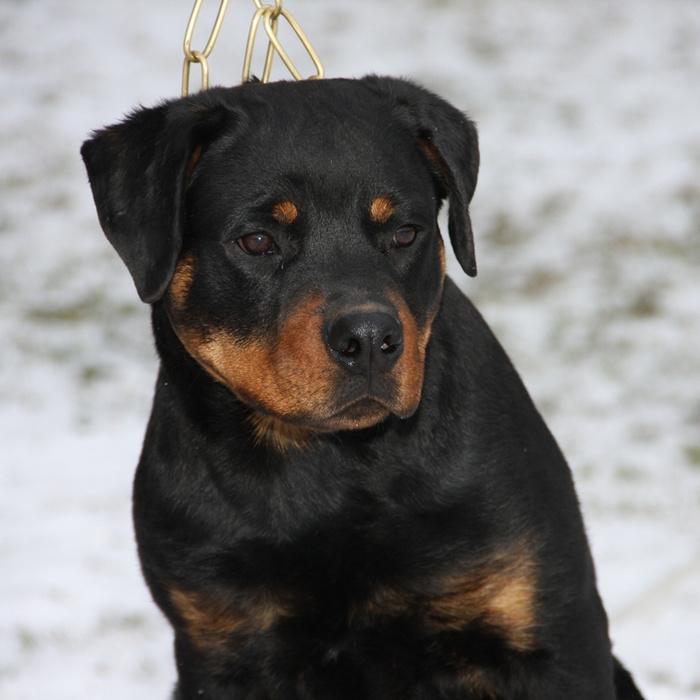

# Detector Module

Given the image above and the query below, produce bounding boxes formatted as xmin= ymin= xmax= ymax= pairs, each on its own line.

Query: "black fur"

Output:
xmin=82 ymin=76 xmax=645 ymax=699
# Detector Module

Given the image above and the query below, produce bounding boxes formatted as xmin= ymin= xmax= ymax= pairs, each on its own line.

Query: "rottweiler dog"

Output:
xmin=81 ymin=76 xmax=645 ymax=699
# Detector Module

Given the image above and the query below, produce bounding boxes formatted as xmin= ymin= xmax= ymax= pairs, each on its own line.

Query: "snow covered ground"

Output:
xmin=1 ymin=0 xmax=699 ymax=697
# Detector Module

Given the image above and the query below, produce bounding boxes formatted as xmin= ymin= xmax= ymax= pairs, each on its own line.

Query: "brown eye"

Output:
xmin=237 ymin=232 xmax=276 ymax=256
xmin=392 ymin=226 xmax=418 ymax=248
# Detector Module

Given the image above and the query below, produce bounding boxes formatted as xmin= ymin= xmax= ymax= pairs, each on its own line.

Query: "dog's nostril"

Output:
xmin=380 ymin=336 xmax=401 ymax=354
xmin=342 ymin=339 xmax=361 ymax=358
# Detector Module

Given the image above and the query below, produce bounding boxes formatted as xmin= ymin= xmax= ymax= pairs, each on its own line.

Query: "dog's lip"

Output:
xmin=329 ymin=392 xmax=418 ymax=423
xmin=235 ymin=382 xmax=416 ymax=432
xmin=330 ymin=384 xmax=420 ymax=422
xmin=321 ymin=396 xmax=393 ymax=430
xmin=333 ymin=395 xmax=389 ymax=417
xmin=330 ymin=382 xmax=398 ymax=412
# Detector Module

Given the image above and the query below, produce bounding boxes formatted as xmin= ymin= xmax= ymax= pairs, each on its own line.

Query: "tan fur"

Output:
xmin=166 ymin=287 xmax=342 ymax=430
xmin=271 ymin=200 xmax=299 ymax=225
xmin=387 ymin=287 xmax=443 ymax=419
xmin=369 ymin=196 xmax=395 ymax=224
xmin=249 ymin=412 xmax=316 ymax=454
xmin=425 ymin=547 xmax=539 ymax=652
xmin=437 ymin=235 xmax=447 ymax=278
xmin=355 ymin=544 xmax=539 ymax=654
xmin=170 ymin=586 xmax=293 ymax=656
xmin=169 ymin=253 xmax=195 ymax=310
xmin=420 ymin=139 xmax=452 ymax=185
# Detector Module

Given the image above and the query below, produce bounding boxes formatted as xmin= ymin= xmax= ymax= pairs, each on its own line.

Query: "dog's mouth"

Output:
xmin=320 ymin=382 xmax=421 ymax=432
xmin=253 ymin=390 xmax=413 ymax=441
xmin=327 ymin=396 xmax=393 ymax=430
xmin=247 ymin=394 xmax=399 ymax=454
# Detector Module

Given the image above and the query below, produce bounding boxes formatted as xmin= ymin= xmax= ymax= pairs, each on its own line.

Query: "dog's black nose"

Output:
xmin=326 ymin=311 xmax=403 ymax=378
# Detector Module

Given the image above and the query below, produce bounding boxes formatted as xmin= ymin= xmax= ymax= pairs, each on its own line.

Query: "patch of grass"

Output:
xmin=26 ymin=298 xmax=141 ymax=324
xmin=97 ymin=613 xmax=148 ymax=634
xmin=79 ymin=364 xmax=111 ymax=385
xmin=0 ymin=214 xmax=15 ymax=235
xmin=521 ymin=268 xmax=563 ymax=298
xmin=484 ymin=211 xmax=523 ymax=247
xmin=17 ymin=628 xmax=38 ymax=652
xmin=629 ymin=423 xmax=658 ymax=443
xmin=649 ymin=670 xmax=673 ymax=686
xmin=40 ymin=192 xmax=72 ymax=212
xmin=616 ymin=465 xmax=645 ymax=482
xmin=537 ymin=191 xmax=573 ymax=220
xmin=628 ymin=289 xmax=660 ymax=318
xmin=0 ymin=173 xmax=33 ymax=191
xmin=675 ymin=183 xmax=700 ymax=207
xmin=683 ymin=445 xmax=700 ymax=469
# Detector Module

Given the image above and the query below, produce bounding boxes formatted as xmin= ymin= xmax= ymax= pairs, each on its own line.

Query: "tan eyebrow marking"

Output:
xmin=271 ymin=200 xmax=299 ymax=225
xmin=369 ymin=196 xmax=395 ymax=224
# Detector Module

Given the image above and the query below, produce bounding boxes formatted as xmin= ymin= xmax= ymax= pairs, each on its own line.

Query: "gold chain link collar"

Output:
xmin=182 ymin=0 xmax=325 ymax=97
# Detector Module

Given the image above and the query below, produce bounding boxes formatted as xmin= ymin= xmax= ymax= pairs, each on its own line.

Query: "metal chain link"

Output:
xmin=182 ymin=0 xmax=231 ymax=96
xmin=182 ymin=0 xmax=324 ymax=97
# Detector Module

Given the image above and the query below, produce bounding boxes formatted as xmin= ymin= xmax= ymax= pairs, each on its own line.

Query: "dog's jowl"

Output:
xmin=82 ymin=77 xmax=645 ymax=699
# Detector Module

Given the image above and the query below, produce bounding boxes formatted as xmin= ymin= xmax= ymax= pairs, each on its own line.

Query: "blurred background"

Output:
xmin=1 ymin=0 xmax=699 ymax=697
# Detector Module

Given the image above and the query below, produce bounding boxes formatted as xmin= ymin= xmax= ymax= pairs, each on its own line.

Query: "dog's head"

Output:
xmin=81 ymin=77 xmax=479 ymax=442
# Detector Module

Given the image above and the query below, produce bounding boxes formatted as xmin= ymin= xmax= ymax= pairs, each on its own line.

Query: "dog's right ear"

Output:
xmin=361 ymin=76 xmax=480 ymax=278
xmin=81 ymin=94 xmax=235 ymax=303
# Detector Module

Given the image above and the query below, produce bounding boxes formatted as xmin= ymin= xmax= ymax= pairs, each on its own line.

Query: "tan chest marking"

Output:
xmin=425 ymin=549 xmax=538 ymax=652
xmin=170 ymin=586 xmax=294 ymax=657
xmin=357 ymin=545 xmax=539 ymax=653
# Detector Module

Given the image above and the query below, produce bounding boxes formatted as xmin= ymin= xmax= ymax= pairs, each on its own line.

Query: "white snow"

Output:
xmin=1 ymin=0 xmax=699 ymax=697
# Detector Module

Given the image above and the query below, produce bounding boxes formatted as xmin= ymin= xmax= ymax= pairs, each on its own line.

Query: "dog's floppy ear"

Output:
xmin=362 ymin=76 xmax=480 ymax=277
xmin=81 ymin=94 xmax=234 ymax=303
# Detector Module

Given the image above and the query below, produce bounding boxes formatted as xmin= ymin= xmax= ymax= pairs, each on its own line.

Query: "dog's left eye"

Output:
xmin=237 ymin=232 xmax=277 ymax=256
xmin=392 ymin=226 xmax=418 ymax=248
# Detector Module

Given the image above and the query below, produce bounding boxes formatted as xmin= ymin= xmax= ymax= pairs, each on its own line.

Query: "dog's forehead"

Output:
xmin=208 ymin=82 xmax=429 ymax=194
xmin=234 ymin=79 xmax=397 ymax=142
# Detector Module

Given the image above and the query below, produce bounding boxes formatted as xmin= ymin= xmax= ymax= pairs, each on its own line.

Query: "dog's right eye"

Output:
xmin=392 ymin=226 xmax=418 ymax=248
xmin=237 ymin=232 xmax=277 ymax=256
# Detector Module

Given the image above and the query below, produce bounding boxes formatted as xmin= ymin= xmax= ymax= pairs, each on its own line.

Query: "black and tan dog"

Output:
xmin=81 ymin=77 xmax=644 ymax=699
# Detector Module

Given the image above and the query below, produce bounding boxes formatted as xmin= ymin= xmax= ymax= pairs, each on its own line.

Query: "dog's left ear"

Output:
xmin=362 ymin=76 xmax=480 ymax=277
xmin=81 ymin=94 xmax=235 ymax=303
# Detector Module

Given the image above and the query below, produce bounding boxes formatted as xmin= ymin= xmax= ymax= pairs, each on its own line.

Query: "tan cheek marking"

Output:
xmin=272 ymin=200 xmax=299 ymax=225
xmin=170 ymin=587 xmax=293 ymax=657
xmin=386 ymin=291 xmax=436 ymax=419
xmin=168 ymin=292 xmax=341 ymax=431
xmin=269 ymin=294 xmax=337 ymax=415
xmin=168 ymin=253 xmax=196 ymax=311
xmin=369 ymin=196 xmax=395 ymax=224
xmin=194 ymin=332 xmax=276 ymax=404
xmin=437 ymin=235 xmax=447 ymax=279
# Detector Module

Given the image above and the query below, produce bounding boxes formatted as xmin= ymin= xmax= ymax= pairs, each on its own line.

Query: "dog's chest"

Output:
xmin=168 ymin=539 xmax=538 ymax=691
